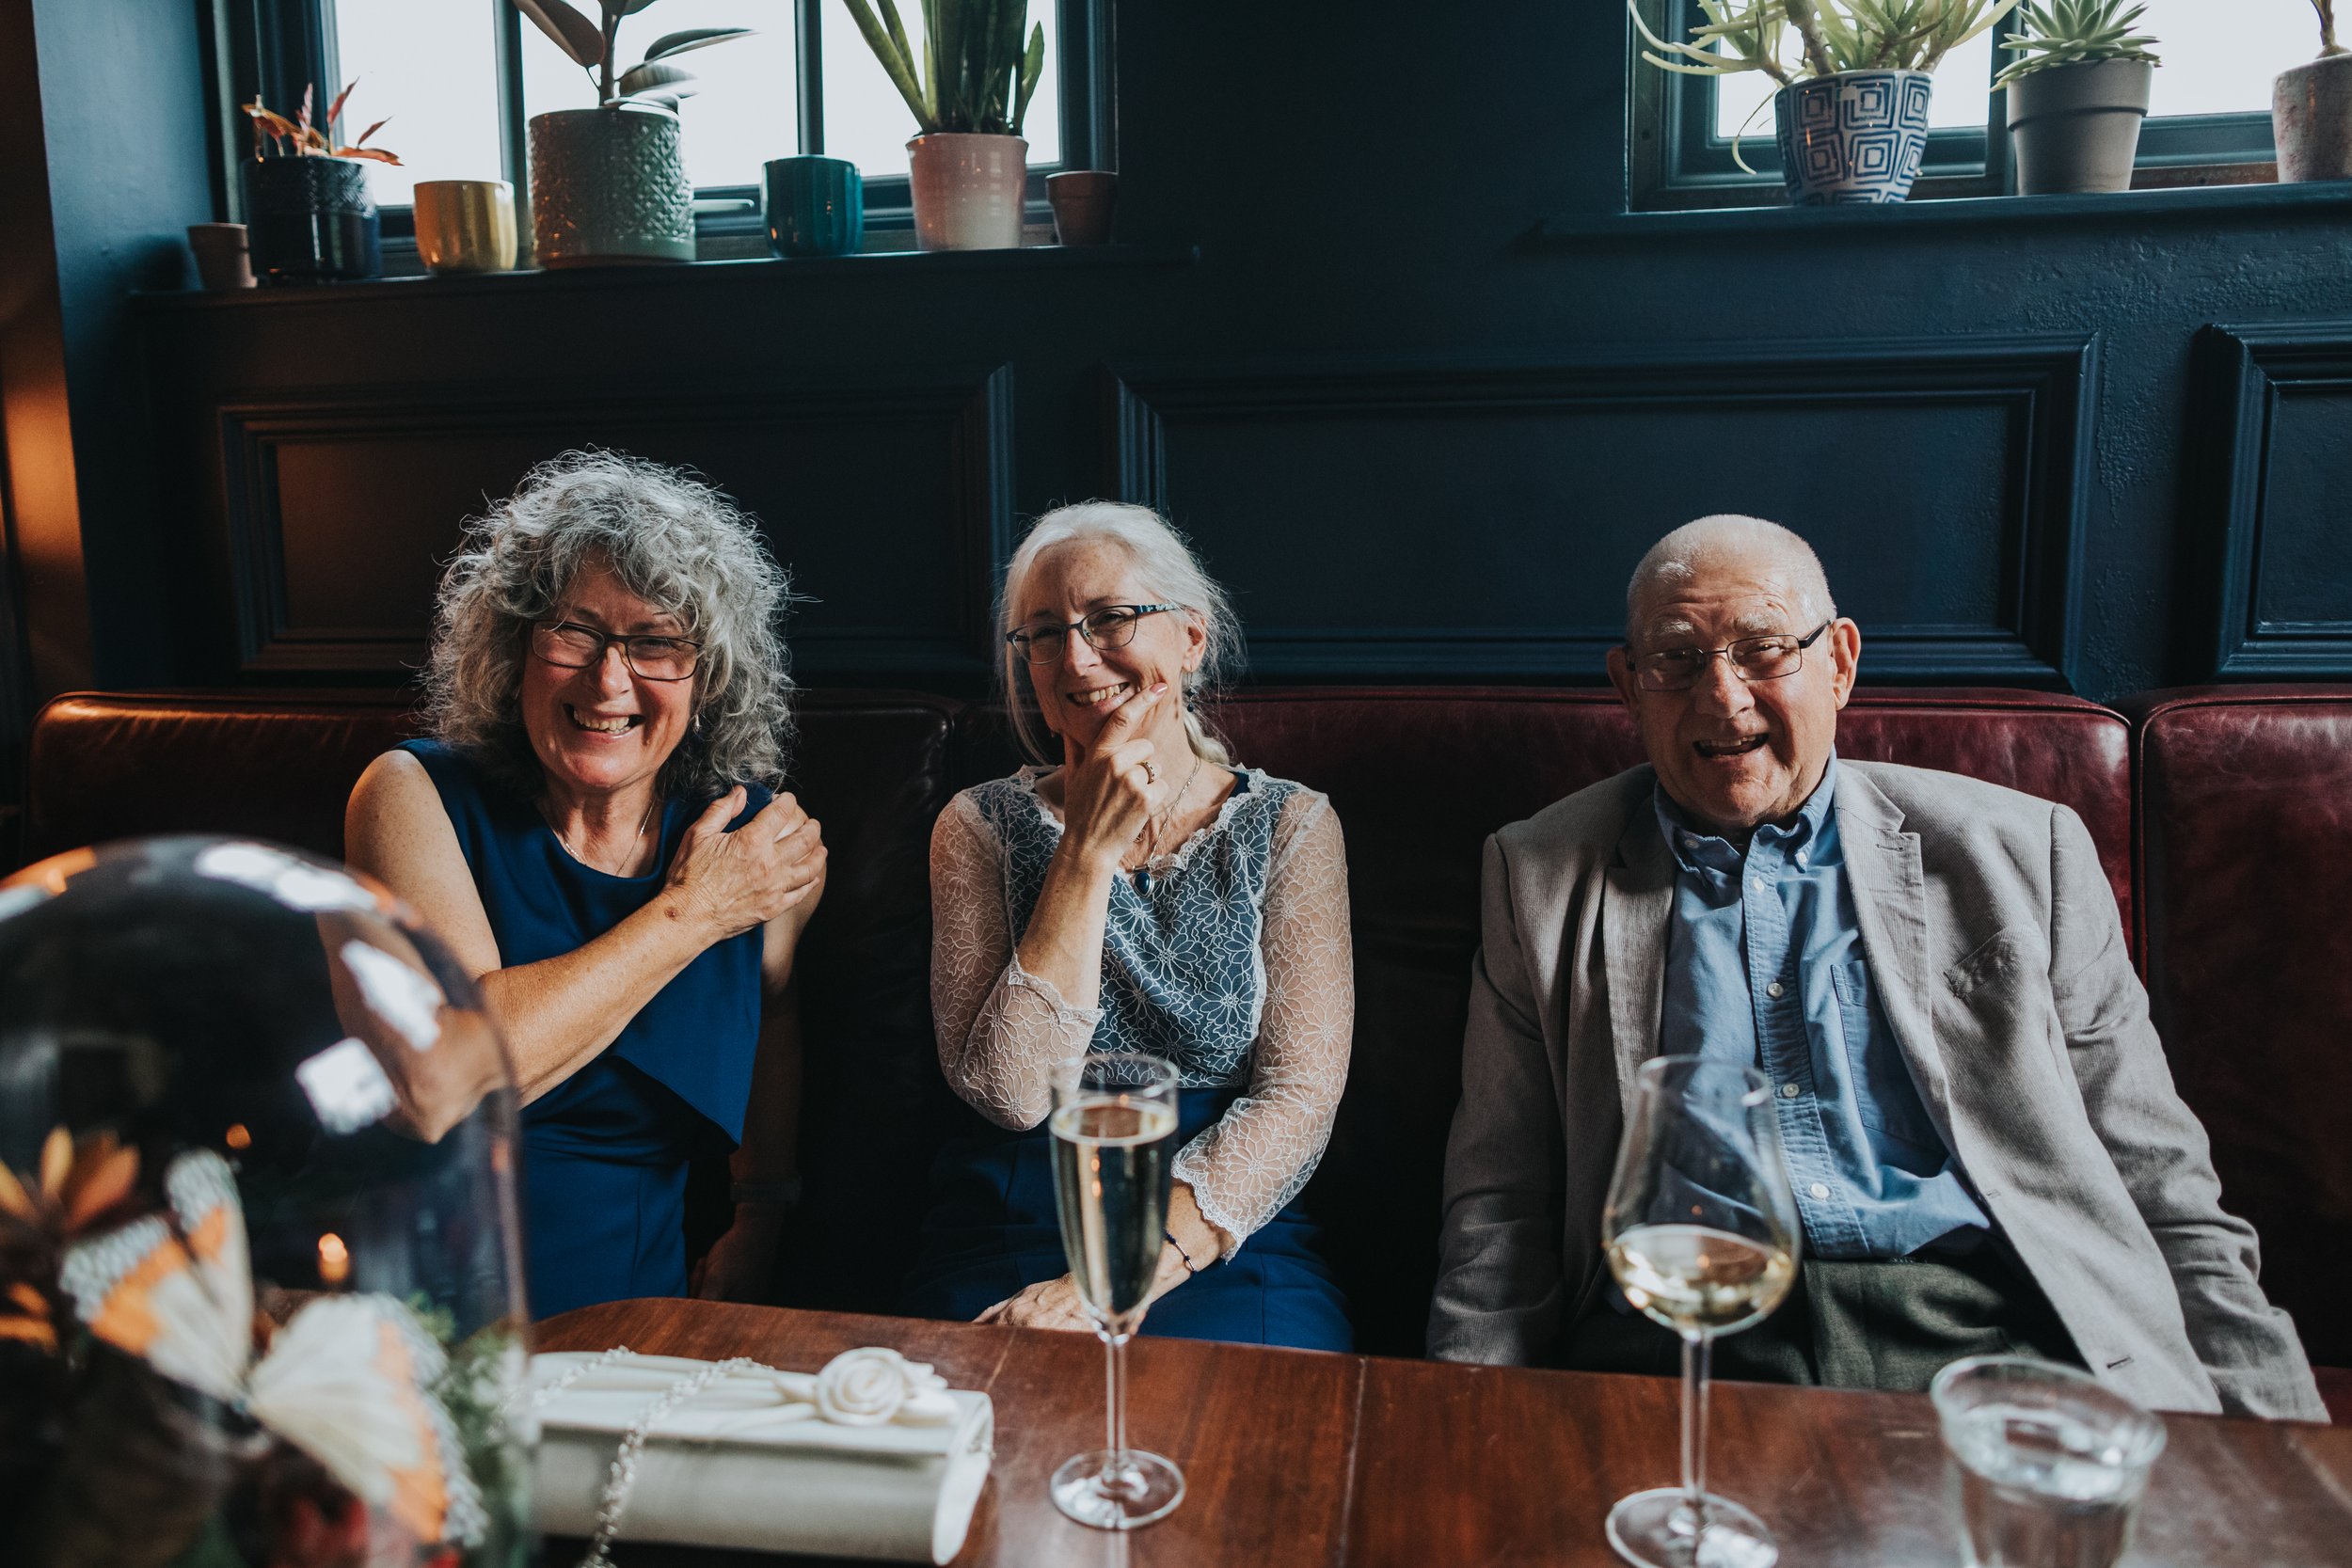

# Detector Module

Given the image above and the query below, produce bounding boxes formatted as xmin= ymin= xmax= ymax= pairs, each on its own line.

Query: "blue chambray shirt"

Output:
xmin=1654 ymin=753 xmax=1991 ymax=1260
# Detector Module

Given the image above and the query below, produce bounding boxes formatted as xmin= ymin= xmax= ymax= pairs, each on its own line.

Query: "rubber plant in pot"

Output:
xmin=1631 ymin=0 xmax=2020 ymax=204
xmin=2277 ymin=0 xmax=2352 ymax=182
xmin=509 ymin=0 xmax=755 ymax=265
xmin=839 ymin=0 xmax=1045 ymax=250
xmin=1996 ymin=3 xmax=2161 ymax=196
xmin=240 ymin=84 xmax=400 ymax=284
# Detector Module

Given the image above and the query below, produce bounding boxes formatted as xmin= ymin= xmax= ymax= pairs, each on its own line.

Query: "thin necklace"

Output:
xmin=550 ymin=790 xmax=659 ymax=875
xmin=1136 ymin=750 xmax=1207 ymax=868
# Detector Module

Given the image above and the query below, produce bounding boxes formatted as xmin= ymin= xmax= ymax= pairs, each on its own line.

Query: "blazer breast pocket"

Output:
xmin=1939 ymin=926 xmax=2068 ymax=1081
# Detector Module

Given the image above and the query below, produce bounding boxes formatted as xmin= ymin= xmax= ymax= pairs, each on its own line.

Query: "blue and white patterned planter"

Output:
xmin=1774 ymin=70 xmax=1934 ymax=205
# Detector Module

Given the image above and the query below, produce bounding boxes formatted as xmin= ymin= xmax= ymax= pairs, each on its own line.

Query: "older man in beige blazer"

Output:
xmin=1429 ymin=515 xmax=2323 ymax=1419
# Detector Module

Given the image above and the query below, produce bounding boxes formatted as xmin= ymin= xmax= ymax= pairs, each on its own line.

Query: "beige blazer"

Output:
xmin=1427 ymin=758 xmax=2325 ymax=1420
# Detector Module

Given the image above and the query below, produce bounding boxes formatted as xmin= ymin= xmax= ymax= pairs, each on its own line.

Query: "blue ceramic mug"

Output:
xmin=764 ymin=156 xmax=864 ymax=258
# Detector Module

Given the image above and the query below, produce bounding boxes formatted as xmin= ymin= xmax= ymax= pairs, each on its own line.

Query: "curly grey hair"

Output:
xmin=996 ymin=500 xmax=1244 ymax=766
xmin=421 ymin=450 xmax=795 ymax=801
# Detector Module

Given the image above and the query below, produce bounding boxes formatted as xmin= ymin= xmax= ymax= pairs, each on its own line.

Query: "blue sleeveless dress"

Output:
xmin=901 ymin=768 xmax=1353 ymax=1352
xmin=399 ymin=740 xmax=767 ymax=1319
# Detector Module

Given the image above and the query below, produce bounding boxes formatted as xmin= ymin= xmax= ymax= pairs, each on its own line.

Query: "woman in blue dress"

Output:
xmin=907 ymin=501 xmax=1356 ymax=1351
xmin=345 ymin=451 xmax=825 ymax=1318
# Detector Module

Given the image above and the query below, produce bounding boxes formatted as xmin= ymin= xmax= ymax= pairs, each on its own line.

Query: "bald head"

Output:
xmin=1625 ymin=515 xmax=1836 ymax=646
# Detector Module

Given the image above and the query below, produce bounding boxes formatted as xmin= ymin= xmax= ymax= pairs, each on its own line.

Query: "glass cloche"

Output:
xmin=0 ymin=836 xmax=531 ymax=1568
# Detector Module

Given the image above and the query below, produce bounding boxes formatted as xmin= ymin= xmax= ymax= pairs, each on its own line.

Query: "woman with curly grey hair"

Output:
xmin=346 ymin=451 xmax=825 ymax=1316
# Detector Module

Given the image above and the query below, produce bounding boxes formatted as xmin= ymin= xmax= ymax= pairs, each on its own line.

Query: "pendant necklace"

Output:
xmin=1132 ymin=751 xmax=1206 ymax=893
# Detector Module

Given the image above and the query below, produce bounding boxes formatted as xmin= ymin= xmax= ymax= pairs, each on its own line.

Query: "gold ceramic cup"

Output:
xmin=413 ymin=180 xmax=519 ymax=274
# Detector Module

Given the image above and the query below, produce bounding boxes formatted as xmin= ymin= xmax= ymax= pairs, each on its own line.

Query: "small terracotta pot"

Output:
xmin=907 ymin=133 xmax=1027 ymax=251
xmin=1046 ymin=170 xmax=1117 ymax=245
xmin=2007 ymin=58 xmax=2152 ymax=196
xmin=2275 ymin=53 xmax=2352 ymax=183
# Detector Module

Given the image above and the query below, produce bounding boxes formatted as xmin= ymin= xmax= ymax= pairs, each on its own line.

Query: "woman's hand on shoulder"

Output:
xmin=1056 ymin=682 xmax=1171 ymax=872
xmin=663 ymin=785 xmax=826 ymax=943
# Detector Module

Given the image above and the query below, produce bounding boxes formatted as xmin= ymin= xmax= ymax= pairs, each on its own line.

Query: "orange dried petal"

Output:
xmin=38 ymin=1127 xmax=70 ymax=1200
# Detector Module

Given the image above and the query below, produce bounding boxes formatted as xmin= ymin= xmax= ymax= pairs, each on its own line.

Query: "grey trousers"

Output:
xmin=1559 ymin=1238 xmax=2082 ymax=1393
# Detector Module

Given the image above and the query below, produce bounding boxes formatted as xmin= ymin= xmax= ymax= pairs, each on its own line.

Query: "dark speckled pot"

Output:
xmin=241 ymin=156 xmax=381 ymax=285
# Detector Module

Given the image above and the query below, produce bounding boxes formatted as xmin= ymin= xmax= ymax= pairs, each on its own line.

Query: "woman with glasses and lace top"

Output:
xmin=902 ymin=501 xmax=1356 ymax=1351
xmin=345 ymin=451 xmax=825 ymax=1317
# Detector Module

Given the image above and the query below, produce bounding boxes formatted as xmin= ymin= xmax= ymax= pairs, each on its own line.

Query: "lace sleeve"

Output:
xmin=930 ymin=792 xmax=1102 ymax=1131
xmin=1171 ymin=788 xmax=1354 ymax=1250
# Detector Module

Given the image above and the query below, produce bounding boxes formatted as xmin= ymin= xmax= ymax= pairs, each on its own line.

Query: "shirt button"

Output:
xmin=1808 ymin=1181 xmax=1832 ymax=1200
xmin=1750 ymin=878 xmax=1769 ymax=895
xmin=1766 ymin=980 xmax=1785 ymax=998
xmin=1780 ymin=1082 xmax=1801 ymax=1099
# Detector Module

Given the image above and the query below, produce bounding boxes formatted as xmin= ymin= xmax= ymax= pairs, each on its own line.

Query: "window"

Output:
xmin=1634 ymin=0 xmax=2293 ymax=208
xmin=219 ymin=0 xmax=1107 ymax=237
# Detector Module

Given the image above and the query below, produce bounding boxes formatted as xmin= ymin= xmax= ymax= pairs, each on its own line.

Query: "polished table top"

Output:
xmin=538 ymin=1299 xmax=2352 ymax=1568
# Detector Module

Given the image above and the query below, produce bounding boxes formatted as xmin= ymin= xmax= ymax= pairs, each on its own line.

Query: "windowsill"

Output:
xmin=1533 ymin=176 xmax=2352 ymax=245
xmin=135 ymin=241 xmax=1201 ymax=309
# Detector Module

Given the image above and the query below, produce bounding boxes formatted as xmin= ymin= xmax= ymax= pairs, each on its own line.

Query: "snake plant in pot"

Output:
xmin=2277 ymin=0 xmax=2352 ymax=182
xmin=1632 ymin=0 xmax=2020 ymax=204
xmin=839 ymin=0 xmax=1046 ymax=249
xmin=510 ymin=0 xmax=755 ymax=265
xmin=1996 ymin=3 xmax=2162 ymax=195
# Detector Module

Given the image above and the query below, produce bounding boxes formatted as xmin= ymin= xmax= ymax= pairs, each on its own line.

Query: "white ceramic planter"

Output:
xmin=907 ymin=134 xmax=1027 ymax=250
xmin=1773 ymin=70 xmax=1935 ymax=204
xmin=2275 ymin=53 xmax=2352 ymax=183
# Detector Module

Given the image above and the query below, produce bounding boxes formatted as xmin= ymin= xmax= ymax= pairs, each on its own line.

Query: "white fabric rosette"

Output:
xmin=529 ymin=1347 xmax=993 ymax=1565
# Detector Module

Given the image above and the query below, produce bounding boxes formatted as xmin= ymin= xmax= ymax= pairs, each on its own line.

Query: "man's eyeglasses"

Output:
xmin=531 ymin=621 xmax=703 ymax=682
xmin=1005 ymin=603 xmax=1182 ymax=665
xmin=1629 ymin=621 xmax=1832 ymax=692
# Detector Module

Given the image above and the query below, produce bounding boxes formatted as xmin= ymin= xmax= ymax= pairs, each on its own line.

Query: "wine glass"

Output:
xmin=1046 ymin=1052 xmax=1186 ymax=1530
xmin=1602 ymin=1054 xmax=1803 ymax=1568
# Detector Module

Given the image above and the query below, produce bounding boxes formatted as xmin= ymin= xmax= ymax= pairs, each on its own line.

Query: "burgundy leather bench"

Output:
xmin=2124 ymin=688 xmax=2352 ymax=1420
xmin=18 ymin=685 xmax=2343 ymax=1420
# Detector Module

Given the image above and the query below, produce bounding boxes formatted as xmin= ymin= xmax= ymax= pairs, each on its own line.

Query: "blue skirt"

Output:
xmin=520 ymin=1058 xmax=707 ymax=1319
xmin=899 ymin=1085 xmax=1353 ymax=1352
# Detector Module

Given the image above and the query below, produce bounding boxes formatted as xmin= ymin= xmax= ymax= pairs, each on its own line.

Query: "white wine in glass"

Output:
xmin=1047 ymin=1052 xmax=1185 ymax=1530
xmin=1603 ymin=1055 xmax=1802 ymax=1568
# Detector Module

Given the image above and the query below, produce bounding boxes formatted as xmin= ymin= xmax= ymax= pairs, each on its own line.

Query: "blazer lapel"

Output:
xmin=1835 ymin=767 xmax=1954 ymax=1133
xmin=1603 ymin=800 xmax=1676 ymax=1117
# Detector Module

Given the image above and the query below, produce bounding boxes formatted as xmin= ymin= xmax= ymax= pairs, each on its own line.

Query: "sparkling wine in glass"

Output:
xmin=1047 ymin=1051 xmax=1185 ymax=1529
xmin=1603 ymin=1054 xmax=1802 ymax=1568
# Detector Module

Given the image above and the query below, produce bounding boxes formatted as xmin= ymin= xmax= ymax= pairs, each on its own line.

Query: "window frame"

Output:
xmin=1629 ymin=0 xmax=2276 ymax=211
xmin=213 ymin=0 xmax=1113 ymax=245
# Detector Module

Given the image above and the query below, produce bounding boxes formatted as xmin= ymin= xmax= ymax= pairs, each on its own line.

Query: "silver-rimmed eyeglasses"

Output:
xmin=1630 ymin=621 xmax=1832 ymax=692
xmin=1006 ymin=603 xmax=1182 ymax=665
xmin=531 ymin=621 xmax=703 ymax=682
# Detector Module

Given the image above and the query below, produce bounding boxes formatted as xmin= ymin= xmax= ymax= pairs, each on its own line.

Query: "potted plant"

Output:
xmin=239 ymin=84 xmax=400 ymax=284
xmin=1631 ymin=0 xmax=2020 ymax=204
xmin=1995 ymin=3 xmax=2160 ymax=195
xmin=2276 ymin=1 xmax=2352 ymax=182
xmin=509 ymin=0 xmax=755 ymax=265
xmin=839 ymin=0 xmax=1046 ymax=250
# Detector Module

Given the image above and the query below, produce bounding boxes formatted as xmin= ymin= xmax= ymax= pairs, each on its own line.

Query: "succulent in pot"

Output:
xmin=839 ymin=0 xmax=1047 ymax=250
xmin=1995 ymin=2 xmax=2162 ymax=196
xmin=239 ymin=83 xmax=400 ymax=284
xmin=2276 ymin=0 xmax=2352 ymax=182
xmin=1630 ymin=0 xmax=2021 ymax=204
xmin=510 ymin=0 xmax=757 ymax=265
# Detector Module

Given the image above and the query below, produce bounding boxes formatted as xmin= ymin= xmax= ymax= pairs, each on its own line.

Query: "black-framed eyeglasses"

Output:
xmin=1630 ymin=621 xmax=1832 ymax=692
xmin=531 ymin=620 xmax=703 ymax=682
xmin=1005 ymin=603 xmax=1183 ymax=665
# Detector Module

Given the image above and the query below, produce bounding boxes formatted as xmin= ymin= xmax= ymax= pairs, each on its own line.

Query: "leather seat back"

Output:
xmin=2127 ymin=687 xmax=2352 ymax=1367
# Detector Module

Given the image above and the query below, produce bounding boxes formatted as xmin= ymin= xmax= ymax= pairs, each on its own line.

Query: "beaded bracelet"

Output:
xmin=1164 ymin=1228 xmax=1200 ymax=1275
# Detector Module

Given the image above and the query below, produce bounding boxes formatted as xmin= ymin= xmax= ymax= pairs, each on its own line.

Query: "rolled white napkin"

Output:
xmin=529 ymin=1348 xmax=994 ymax=1564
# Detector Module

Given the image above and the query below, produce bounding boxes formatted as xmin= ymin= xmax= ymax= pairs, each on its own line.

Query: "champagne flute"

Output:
xmin=1603 ymin=1054 xmax=1803 ymax=1568
xmin=1047 ymin=1052 xmax=1186 ymax=1530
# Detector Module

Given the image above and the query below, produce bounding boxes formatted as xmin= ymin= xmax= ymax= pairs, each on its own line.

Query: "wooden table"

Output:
xmin=539 ymin=1300 xmax=2352 ymax=1568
